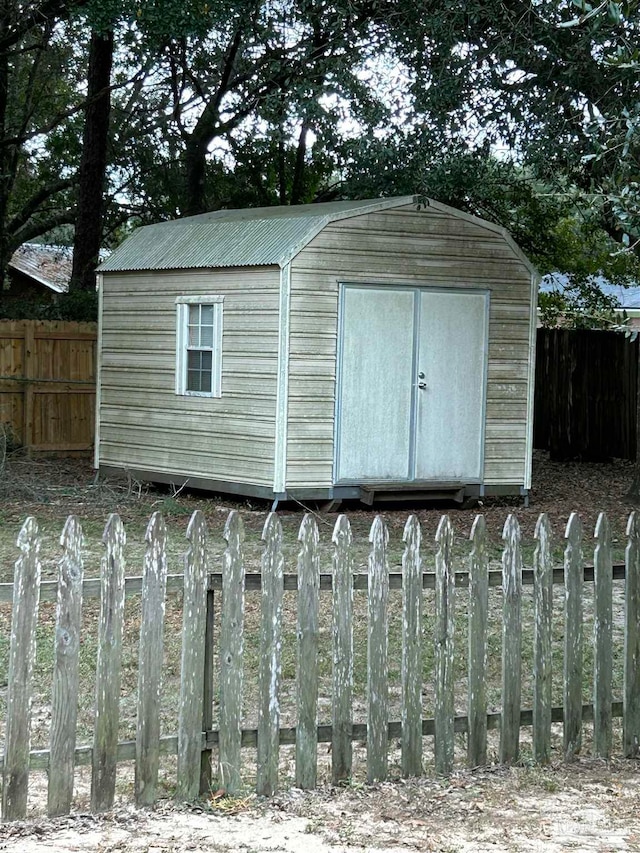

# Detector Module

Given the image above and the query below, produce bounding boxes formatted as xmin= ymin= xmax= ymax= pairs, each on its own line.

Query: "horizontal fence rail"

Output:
xmin=0 ymin=563 xmax=629 ymax=604
xmin=1 ymin=509 xmax=639 ymax=821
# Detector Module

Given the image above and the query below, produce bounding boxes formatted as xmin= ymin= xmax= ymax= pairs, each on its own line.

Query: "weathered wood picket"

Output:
xmin=1 ymin=508 xmax=640 ymax=822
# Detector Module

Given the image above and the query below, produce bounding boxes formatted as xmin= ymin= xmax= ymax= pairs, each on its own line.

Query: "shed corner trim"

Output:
xmin=273 ymin=263 xmax=292 ymax=492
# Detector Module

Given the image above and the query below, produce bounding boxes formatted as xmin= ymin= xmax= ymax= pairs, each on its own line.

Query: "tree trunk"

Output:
xmin=290 ymin=120 xmax=310 ymax=205
xmin=182 ymin=25 xmax=245 ymax=217
xmin=70 ymin=29 xmax=114 ymax=293
xmin=183 ymin=133 xmax=210 ymax=217
xmin=0 ymin=1 xmax=11 ymax=286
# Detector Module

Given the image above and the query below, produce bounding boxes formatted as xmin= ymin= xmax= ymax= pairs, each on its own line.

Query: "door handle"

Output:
xmin=418 ymin=381 xmax=427 ymax=390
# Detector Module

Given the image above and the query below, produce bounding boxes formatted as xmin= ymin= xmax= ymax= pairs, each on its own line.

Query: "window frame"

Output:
xmin=175 ymin=295 xmax=224 ymax=397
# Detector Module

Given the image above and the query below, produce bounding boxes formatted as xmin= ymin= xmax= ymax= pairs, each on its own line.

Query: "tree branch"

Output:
xmin=7 ymin=177 xmax=73 ymax=236
xmin=10 ymin=208 xmax=76 ymax=250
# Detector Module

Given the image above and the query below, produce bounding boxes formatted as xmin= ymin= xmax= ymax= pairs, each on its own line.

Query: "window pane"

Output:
xmin=187 ymin=349 xmax=212 ymax=392
xmin=200 ymin=325 xmax=214 ymax=348
xmin=187 ymin=369 xmax=201 ymax=392
xmin=187 ymin=304 xmax=215 ymax=348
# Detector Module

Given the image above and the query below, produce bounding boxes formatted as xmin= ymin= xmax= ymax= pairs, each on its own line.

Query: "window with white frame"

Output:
xmin=175 ymin=295 xmax=223 ymax=397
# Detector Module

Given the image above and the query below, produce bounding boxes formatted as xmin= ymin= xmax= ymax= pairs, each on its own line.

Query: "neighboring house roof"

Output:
xmin=8 ymin=243 xmax=73 ymax=293
xmin=540 ymin=273 xmax=640 ymax=310
xmin=98 ymin=195 xmax=538 ymax=276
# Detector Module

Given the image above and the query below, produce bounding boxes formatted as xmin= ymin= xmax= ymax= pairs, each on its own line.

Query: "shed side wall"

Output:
xmin=287 ymin=206 xmax=533 ymax=488
xmin=98 ymin=267 xmax=280 ymax=487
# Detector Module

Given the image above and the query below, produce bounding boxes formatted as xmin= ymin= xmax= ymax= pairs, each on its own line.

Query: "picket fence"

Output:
xmin=1 ymin=508 xmax=640 ymax=822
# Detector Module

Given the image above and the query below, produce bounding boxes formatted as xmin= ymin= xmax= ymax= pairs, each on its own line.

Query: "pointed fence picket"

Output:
xmin=218 ymin=510 xmax=245 ymax=794
xmin=3 ymin=505 xmax=640 ymax=821
xmin=434 ymin=515 xmax=455 ymax=775
xmin=367 ymin=515 xmax=389 ymax=783
xmin=48 ymin=516 xmax=84 ymax=817
xmin=2 ymin=518 xmax=41 ymax=821
xmin=257 ymin=513 xmax=284 ymax=797
xmin=401 ymin=515 xmax=423 ymax=777
xmin=533 ymin=513 xmax=553 ymax=764
xmin=624 ymin=512 xmax=640 ymax=757
xmin=468 ymin=515 xmax=488 ymax=768
xmin=593 ymin=512 xmax=613 ymax=759
xmin=564 ymin=512 xmax=584 ymax=758
xmin=135 ymin=512 xmax=167 ymax=806
xmin=296 ymin=515 xmax=320 ymax=789
xmin=177 ymin=510 xmax=209 ymax=801
xmin=331 ymin=514 xmax=353 ymax=784
xmin=500 ymin=514 xmax=522 ymax=764
xmin=91 ymin=514 xmax=126 ymax=813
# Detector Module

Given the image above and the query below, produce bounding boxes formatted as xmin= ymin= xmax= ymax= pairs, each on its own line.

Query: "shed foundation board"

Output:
xmin=98 ymin=466 xmax=278 ymax=501
xmin=99 ymin=466 xmax=525 ymax=505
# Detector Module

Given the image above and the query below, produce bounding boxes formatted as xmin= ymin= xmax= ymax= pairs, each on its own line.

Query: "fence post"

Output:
xmin=332 ymin=515 xmax=353 ymax=784
xmin=435 ymin=514 xmax=455 ymax=775
xmin=177 ymin=510 xmax=209 ymax=801
xmin=1 ymin=517 xmax=41 ymax=821
xmin=296 ymin=514 xmax=320 ymax=789
xmin=593 ymin=512 xmax=613 ymax=759
xmin=218 ymin=510 xmax=245 ymax=794
xmin=135 ymin=512 xmax=168 ymax=806
xmin=564 ymin=512 xmax=583 ymax=759
xmin=402 ymin=515 xmax=423 ymax=777
xmin=624 ymin=511 xmax=640 ymax=757
xmin=48 ymin=516 xmax=84 ymax=817
xmin=257 ymin=513 xmax=284 ymax=796
xmin=468 ymin=515 xmax=488 ymax=768
xmin=500 ymin=513 xmax=522 ymax=764
xmin=367 ymin=515 xmax=389 ymax=783
xmin=91 ymin=514 xmax=126 ymax=813
xmin=533 ymin=513 xmax=553 ymax=765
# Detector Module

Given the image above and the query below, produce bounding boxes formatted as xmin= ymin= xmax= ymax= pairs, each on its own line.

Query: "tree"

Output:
xmin=386 ymin=0 xmax=639 ymax=251
xmin=0 ymin=2 xmax=85 ymax=282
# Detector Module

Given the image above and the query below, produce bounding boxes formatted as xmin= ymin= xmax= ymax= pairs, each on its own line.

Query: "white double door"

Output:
xmin=336 ymin=284 xmax=488 ymax=482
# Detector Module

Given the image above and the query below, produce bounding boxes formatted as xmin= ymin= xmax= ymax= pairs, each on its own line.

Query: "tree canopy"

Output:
xmin=0 ymin=0 xmax=638 ymax=304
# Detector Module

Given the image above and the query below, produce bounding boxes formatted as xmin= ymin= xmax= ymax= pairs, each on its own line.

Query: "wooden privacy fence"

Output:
xmin=534 ymin=327 xmax=638 ymax=461
xmin=1 ymin=509 xmax=640 ymax=821
xmin=0 ymin=320 xmax=96 ymax=452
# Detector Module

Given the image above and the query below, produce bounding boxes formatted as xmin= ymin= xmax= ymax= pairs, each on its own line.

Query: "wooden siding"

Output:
xmin=98 ymin=268 xmax=280 ymax=488
xmin=287 ymin=206 xmax=534 ymax=488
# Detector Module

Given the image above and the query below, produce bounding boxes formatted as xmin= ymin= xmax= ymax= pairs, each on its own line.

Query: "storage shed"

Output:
xmin=96 ymin=196 xmax=538 ymax=506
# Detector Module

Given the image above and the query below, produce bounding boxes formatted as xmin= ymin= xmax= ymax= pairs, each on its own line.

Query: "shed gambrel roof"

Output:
xmin=98 ymin=195 xmax=538 ymax=276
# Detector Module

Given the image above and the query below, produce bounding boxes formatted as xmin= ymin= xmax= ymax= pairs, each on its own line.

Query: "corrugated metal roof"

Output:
xmin=98 ymin=196 xmax=418 ymax=273
xmin=98 ymin=195 xmax=539 ymax=277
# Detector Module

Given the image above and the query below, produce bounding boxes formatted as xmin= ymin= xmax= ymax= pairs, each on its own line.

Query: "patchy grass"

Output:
xmin=0 ymin=449 xmax=638 ymax=790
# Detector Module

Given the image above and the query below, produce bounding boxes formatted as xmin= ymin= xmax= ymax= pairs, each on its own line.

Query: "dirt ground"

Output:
xmin=2 ymin=451 xmax=640 ymax=851
xmin=1 ymin=759 xmax=639 ymax=852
